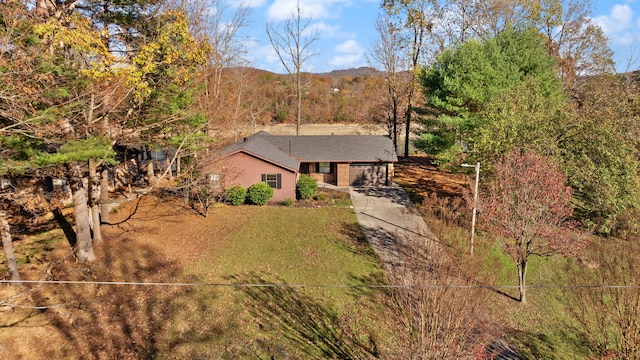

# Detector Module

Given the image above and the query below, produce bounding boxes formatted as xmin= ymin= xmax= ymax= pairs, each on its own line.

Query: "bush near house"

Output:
xmin=225 ymin=185 xmax=247 ymax=205
xmin=247 ymin=182 xmax=274 ymax=205
xmin=296 ymin=174 xmax=318 ymax=200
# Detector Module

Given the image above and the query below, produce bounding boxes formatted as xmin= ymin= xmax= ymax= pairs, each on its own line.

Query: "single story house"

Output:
xmin=218 ymin=131 xmax=398 ymax=202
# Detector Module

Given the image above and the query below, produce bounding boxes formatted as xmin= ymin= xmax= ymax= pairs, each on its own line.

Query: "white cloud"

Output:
xmin=593 ymin=3 xmax=640 ymax=45
xmin=335 ymin=39 xmax=364 ymax=53
xmin=330 ymin=53 xmax=363 ymax=67
xmin=267 ymin=0 xmax=349 ymax=22
xmin=242 ymin=0 xmax=268 ymax=7
xmin=329 ymin=39 xmax=366 ymax=67
xmin=312 ymin=21 xmax=340 ymax=37
xmin=594 ymin=4 xmax=633 ymax=34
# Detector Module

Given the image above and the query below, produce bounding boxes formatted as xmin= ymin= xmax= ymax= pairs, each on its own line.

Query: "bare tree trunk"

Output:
xmin=296 ymin=70 xmax=301 ymax=136
xmin=100 ymin=168 xmax=110 ymax=224
xmin=165 ymin=149 xmax=173 ymax=180
xmin=404 ymin=94 xmax=413 ymax=157
xmin=68 ymin=162 xmax=96 ymax=263
xmin=0 ymin=210 xmax=21 ymax=286
xmin=518 ymin=260 xmax=528 ymax=303
xmin=392 ymin=97 xmax=398 ymax=152
xmin=147 ymin=161 xmax=156 ymax=185
xmin=266 ymin=0 xmax=318 ymax=136
xmin=88 ymin=159 xmax=102 ymax=244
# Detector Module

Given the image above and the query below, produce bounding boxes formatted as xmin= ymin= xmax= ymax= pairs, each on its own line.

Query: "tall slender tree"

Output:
xmin=266 ymin=0 xmax=319 ymax=136
xmin=370 ymin=14 xmax=409 ymax=153
xmin=382 ymin=0 xmax=432 ymax=156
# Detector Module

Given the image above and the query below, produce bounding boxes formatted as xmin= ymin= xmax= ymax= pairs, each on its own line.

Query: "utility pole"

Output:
xmin=461 ymin=162 xmax=480 ymax=255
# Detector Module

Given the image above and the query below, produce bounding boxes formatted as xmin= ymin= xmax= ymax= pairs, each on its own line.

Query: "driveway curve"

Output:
xmin=349 ymin=184 xmax=523 ymax=359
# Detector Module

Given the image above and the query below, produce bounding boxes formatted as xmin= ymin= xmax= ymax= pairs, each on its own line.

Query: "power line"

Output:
xmin=1 ymin=279 xmax=639 ymax=289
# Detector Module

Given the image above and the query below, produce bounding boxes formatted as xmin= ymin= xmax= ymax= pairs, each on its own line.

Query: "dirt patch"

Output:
xmin=246 ymin=123 xmax=388 ymax=136
xmin=0 ymin=193 xmax=254 ymax=359
xmin=395 ymin=156 xmax=470 ymax=202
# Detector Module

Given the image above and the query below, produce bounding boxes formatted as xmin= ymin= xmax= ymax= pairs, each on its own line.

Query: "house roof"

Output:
xmin=221 ymin=134 xmax=300 ymax=171
xmin=222 ymin=131 xmax=398 ymax=167
xmin=263 ymin=134 xmax=398 ymax=162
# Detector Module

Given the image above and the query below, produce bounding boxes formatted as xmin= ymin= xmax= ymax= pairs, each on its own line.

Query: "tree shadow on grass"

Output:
xmin=25 ymin=236 xmax=227 ymax=359
xmin=340 ymin=222 xmax=381 ymax=262
xmin=506 ymin=326 xmax=592 ymax=360
xmin=345 ymin=271 xmax=390 ymax=302
xmin=230 ymin=273 xmax=381 ymax=359
xmin=52 ymin=208 xmax=76 ymax=248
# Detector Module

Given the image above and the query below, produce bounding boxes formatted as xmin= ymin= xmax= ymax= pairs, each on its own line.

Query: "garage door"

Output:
xmin=349 ymin=163 xmax=388 ymax=186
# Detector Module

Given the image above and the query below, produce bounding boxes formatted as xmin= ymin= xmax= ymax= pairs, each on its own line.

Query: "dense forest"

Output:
xmin=1 ymin=0 xmax=640 ymax=358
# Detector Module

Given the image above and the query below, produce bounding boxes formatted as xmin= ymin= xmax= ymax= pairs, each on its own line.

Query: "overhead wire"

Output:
xmin=1 ymin=279 xmax=639 ymax=289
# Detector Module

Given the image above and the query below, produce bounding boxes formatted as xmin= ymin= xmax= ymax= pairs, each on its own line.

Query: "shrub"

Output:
xmin=282 ymin=198 xmax=293 ymax=206
xmin=296 ymin=174 xmax=318 ymax=200
xmin=225 ymin=185 xmax=246 ymax=206
xmin=314 ymin=192 xmax=328 ymax=202
xmin=247 ymin=182 xmax=274 ymax=205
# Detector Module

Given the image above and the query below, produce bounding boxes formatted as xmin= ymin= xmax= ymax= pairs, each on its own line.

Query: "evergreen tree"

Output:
xmin=1 ymin=1 xmax=210 ymax=261
xmin=417 ymin=26 xmax=564 ymax=166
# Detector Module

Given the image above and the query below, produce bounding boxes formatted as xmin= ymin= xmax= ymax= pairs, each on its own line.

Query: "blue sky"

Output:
xmin=240 ymin=0 xmax=640 ymax=73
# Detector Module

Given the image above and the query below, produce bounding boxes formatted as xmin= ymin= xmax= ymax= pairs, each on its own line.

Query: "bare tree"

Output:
xmin=382 ymin=0 xmax=432 ymax=156
xmin=369 ymin=14 xmax=409 ymax=153
xmin=524 ymin=0 xmax=615 ymax=85
xmin=266 ymin=0 xmax=319 ymax=136
xmin=176 ymin=0 xmax=252 ymax=100
xmin=173 ymin=0 xmax=253 ymax=139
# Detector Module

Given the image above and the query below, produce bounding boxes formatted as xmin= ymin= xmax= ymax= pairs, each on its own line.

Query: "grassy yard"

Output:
xmin=0 ymin=195 xmax=400 ymax=359
xmin=393 ymin=156 xmax=640 ymax=359
xmin=416 ymin=191 xmax=640 ymax=360
xmin=468 ymin=236 xmax=594 ymax=359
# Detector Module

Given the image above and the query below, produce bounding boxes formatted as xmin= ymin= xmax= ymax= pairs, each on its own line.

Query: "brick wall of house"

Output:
xmin=336 ymin=163 xmax=350 ymax=187
xmin=307 ymin=162 xmax=322 ymax=183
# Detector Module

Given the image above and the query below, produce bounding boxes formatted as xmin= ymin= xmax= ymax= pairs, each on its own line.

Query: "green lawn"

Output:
xmin=429 ymin=220 xmax=640 ymax=359
xmin=1 ymin=199 xmax=403 ymax=359
xmin=156 ymin=206 xmax=393 ymax=359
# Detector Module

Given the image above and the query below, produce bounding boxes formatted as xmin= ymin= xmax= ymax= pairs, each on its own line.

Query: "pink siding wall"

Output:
xmin=222 ymin=152 xmax=297 ymax=202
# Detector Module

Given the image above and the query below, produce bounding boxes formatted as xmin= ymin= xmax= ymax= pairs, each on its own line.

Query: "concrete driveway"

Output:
xmin=350 ymin=184 xmax=524 ymax=359
xmin=349 ymin=184 xmax=442 ymax=281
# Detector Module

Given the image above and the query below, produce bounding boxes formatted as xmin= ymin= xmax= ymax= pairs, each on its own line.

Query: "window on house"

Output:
xmin=208 ymin=174 xmax=223 ymax=188
xmin=317 ymin=162 xmax=331 ymax=174
xmin=261 ymin=173 xmax=282 ymax=189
